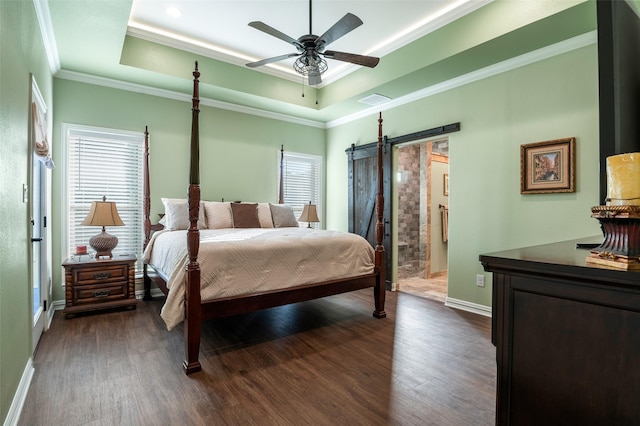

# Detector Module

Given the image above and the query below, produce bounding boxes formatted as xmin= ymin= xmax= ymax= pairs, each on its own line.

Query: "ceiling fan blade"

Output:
xmin=322 ymin=51 xmax=380 ymax=68
xmin=248 ymin=21 xmax=303 ymax=50
xmin=246 ymin=53 xmax=300 ymax=68
xmin=315 ymin=13 xmax=363 ymax=50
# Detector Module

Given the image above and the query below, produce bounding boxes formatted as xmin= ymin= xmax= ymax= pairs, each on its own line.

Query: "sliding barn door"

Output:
xmin=347 ymin=140 xmax=391 ymax=288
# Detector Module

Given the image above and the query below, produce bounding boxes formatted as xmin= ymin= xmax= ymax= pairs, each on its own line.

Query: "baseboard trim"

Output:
xmin=445 ymin=297 xmax=492 ymax=318
xmin=50 ymin=299 xmax=65 ymax=311
xmin=46 ymin=303 xmax=57 ymax=327
xmin=3 ymin=358 xmax=34 ymax=426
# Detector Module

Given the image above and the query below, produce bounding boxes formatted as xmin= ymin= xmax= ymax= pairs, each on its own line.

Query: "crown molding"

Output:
xmin=327 ymin=30 xmax=597 ymax=128
xmin=54 ymin=30 xmax=595 ymax=131
xmin=55 ymin=69 xmax=326 ymax=129
xmin=373 ymin=0 xmax=493 ymax=59
xmin=126 ymin=25 xmax=297 ymax=83
xmin=324 ymin=0 xmax=493 ymax=85
xmin=33 ymin=0 xmax=61 ymax=74
xmin=126 ymin=0 xmax=492 ymax=88
xmin=126 ymin=25 xmax=352 ymax=88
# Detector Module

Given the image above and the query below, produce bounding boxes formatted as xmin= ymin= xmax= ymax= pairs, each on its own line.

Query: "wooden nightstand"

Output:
xmin=62 ymin=255 xmax=137 ymax=318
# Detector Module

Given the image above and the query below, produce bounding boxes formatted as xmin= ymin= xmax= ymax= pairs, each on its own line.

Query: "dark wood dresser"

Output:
xmin=480 ymin=237 xmax=640 ymax=426
xmin=62 ymin=255 xmax=137 ymax=318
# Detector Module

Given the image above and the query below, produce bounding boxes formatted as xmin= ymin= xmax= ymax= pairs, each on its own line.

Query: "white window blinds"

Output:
xmin=65 ymin=125 xmax=144 ymax=267
xmin=279 ymin=151 xmax=322 ymax=228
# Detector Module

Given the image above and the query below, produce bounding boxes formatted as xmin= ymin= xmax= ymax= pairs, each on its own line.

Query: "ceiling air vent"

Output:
xmin=358 ymin=93 xmax=391 ymax=107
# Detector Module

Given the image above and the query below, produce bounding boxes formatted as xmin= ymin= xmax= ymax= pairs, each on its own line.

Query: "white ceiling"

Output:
xmin=127 ymin=0 xmax=490 ymax=85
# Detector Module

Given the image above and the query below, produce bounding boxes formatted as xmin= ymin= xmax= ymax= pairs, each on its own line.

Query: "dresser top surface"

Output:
xmin=480 ymin=236 xmax=640 ymax=286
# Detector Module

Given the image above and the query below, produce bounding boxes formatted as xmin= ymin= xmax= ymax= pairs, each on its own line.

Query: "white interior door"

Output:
xmin=31 ymin=158 xmax=46 ymax=353
xmin=30 ymin=76 xmax=51 ymax=354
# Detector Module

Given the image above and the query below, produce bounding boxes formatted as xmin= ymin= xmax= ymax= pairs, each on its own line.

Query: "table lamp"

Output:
xmin=298 ymin=201 xmax=319 ymax=228
xmin=81 ymin=196 xmax=124 ymax=258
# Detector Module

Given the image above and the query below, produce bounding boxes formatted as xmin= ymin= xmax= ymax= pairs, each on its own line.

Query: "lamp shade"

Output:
xmin=81 ymin=196 xmax=124 ymax=258
xmin=81 ymin=196 xmax=124 ymax=227
xmin=299 ymin=202 xmax=319 ymax=228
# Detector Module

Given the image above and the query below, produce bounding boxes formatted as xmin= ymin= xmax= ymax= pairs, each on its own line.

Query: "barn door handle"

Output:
xmin=31 ymin=237 xmax=43 ymax=242
xmin=384 ymin=219 xmax=390 ymax=237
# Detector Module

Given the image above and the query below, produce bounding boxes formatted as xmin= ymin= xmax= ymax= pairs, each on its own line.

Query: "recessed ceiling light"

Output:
xmin=166 ymin=7 xmax=182 ymax=18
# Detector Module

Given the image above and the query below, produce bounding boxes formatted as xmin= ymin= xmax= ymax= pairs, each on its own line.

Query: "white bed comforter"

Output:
xmin=143 ymin=228 xmax=375 ymax=330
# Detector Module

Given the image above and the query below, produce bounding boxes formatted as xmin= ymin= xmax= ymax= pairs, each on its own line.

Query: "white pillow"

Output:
xmin=257 ymin=203 xmax=274 ymax=228
xmin=203 ymin=201 xmax=233 ymax=229
xmin=161 ymin=198 xmax=206 ymax=231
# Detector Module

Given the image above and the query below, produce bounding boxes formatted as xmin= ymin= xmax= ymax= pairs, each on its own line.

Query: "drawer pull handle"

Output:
xmin=94 ymin=272 xmax=111 ymax=280
xmin=93 ymin=290 xmax=111 ymax=298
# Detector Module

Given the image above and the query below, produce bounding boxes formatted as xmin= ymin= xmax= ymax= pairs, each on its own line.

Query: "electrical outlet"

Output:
xmin=476 ymin=274 xmax=485 ymax=287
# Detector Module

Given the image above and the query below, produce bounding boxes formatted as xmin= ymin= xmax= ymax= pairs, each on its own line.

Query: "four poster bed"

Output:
xmin=142 ymin=63 xmax=387 ymax=375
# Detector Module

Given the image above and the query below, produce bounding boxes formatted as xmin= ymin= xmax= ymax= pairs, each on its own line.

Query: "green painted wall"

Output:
xmin=326 ymin=44 xmax=600 ymax=308
xmin=51 ymin=79 xmax=326 ymax=301
xmin=0 ymin=1 xmax=53 ymax=423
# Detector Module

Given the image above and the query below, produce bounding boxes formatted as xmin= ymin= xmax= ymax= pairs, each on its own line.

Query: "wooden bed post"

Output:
xmin=143 ymin=125 xmax=151 ymax=249
xmin=373 ymin=112 xmax=387 ymax=318
xmin=184 ymin=62 xmax=202 ymax=375
xmin=279 ymin=144 xmax=284 ymax=204
xmin=143 ymin=126 xmax=153 ymax=301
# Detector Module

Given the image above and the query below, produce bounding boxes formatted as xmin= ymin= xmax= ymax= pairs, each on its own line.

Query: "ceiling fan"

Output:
xmin=246 ymin=0 xmax=380 ymax=85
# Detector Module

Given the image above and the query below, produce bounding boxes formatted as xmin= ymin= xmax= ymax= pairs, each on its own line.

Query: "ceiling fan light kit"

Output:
xmin=246 ymin=0 xmax=379 ymax=85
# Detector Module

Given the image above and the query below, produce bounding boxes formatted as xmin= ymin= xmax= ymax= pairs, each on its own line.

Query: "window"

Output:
xmin=278 ymin=151 xmax=322 ymax=228
xmin=63 ymin=124 xmax=144 ymax=269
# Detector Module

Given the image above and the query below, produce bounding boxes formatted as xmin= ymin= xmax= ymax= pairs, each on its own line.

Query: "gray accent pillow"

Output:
xmin=269 ymin=203 xmax=299 ymax=227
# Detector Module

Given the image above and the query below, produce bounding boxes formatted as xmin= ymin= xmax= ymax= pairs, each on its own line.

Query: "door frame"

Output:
xmin=30 ymin=75 xmax=52 ymax=354
xmin=347 ymin=122 xmax=460 ymax=290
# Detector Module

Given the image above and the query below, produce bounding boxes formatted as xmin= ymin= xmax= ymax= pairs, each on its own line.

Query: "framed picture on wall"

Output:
xmin=520 ymin=137 xmax=575 ymax=194
xmin=444 ymin=174 xmax=449 ymax=196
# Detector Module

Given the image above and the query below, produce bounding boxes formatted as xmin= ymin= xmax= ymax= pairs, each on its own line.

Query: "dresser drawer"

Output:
xmin=74 ymin=282 xmax=127 ymax=304
xmin=74 ymin=263 xmax=129 ymax=286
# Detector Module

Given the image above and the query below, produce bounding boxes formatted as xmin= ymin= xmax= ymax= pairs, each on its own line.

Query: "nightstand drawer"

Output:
xmin=75 ymin=263 xmax=128 ymax=285
xmin=74 ymin=282 xmax=127 ymax=304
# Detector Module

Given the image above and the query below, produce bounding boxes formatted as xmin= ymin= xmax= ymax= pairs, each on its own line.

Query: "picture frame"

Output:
xmin=520 ymin=137 xmax=575 ymax=194
xmin=443 ymin=174 xmax=449 ymax=196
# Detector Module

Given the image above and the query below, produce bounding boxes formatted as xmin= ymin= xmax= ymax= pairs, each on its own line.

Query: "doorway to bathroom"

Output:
xmin=396 ymin=138 xmax=449 ymax=303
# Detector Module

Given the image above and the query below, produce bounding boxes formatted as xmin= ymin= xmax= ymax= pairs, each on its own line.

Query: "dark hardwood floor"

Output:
xmin=20 ymin=290 xmax=495 ymax=425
